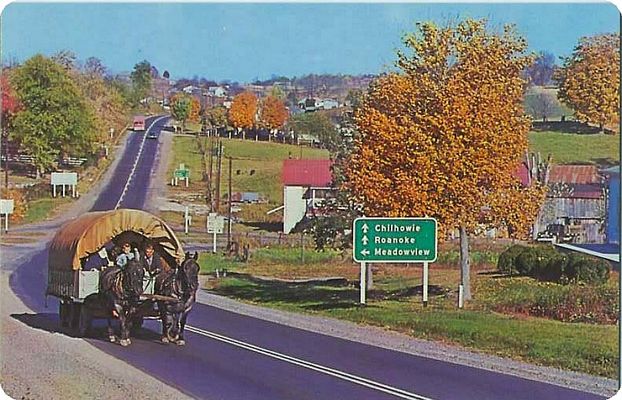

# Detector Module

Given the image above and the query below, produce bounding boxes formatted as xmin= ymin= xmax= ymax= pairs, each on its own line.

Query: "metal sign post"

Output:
xmin=360 ymin=262 xmax=367 ymax=304
xmin=423 ymin=262 xmax=429 ymax=307
xmin=184 ymin=206 xmax=192 ymax=234
xmin=353 ymin=217 xmax=437 ymax=306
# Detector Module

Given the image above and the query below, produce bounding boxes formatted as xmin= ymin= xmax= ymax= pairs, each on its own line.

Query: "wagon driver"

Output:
xmin=141 ymin=243 xmax=166 ymax=277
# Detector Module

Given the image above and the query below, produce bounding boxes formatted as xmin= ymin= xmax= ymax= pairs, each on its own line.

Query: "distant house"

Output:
xmin=282 ymin=159 xmax=333 ymax=233
xmin=298 ymin=98 xmax=321 ymax=112
xmin=208 ymin=86 xmax=227 ymax=98
xmin=230 ymin=192 xmax=264 ymax=204
xmin=320 ymin=99 xmax=339 ymax=110
xmin=540 ymin=165 xmax=605 ymax=243
xmin=182 ymin=85 xmax=200 ymax=95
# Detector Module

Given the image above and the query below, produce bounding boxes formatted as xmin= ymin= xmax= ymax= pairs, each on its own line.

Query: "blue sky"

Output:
xmin=1 ymin=3 xmax=619 ymax=82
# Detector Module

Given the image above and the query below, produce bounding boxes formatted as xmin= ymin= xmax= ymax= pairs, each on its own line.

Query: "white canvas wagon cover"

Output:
xmin=49 ymin=209 xmax=184 ymax=271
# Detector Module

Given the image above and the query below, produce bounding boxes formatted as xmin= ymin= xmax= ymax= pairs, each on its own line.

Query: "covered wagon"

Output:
xmin=46 ymin=208 xmax=184 ymax=335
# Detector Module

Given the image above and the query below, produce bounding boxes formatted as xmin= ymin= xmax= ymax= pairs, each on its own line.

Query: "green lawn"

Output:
xmin=201 ymin=243 xmax=619 ymax=378
xmin=529 ymin=131 xmax=619 ymax=165
xmin=210 ymin=274 xmax=618 ymax=378
xmin=169 ymin=136 xmax=329 ymax=204
xmin=22 ymin=196 xmax=72 ymax=224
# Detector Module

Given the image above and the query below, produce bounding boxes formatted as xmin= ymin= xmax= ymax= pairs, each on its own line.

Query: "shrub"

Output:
xmin=497 ymin=244 xmax=528 ymax=275
xmin=565 ymin=254 xmax=610 ymax=285
xmin=536 ymin=254 xmax=568 ymax=283
xmin=514 ymin=245 xmax=558 ymax=277
xmin=530 ymin=246 xmax=564 ymax=281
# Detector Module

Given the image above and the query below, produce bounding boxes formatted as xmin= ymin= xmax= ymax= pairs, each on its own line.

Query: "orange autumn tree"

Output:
xmin=555 ymin=33 xmax=620 ymax=133
xmin=345 ymin=19 xmax=543 ymax=301
xmin=188 ymin=97 xmax=201 ymax=123
xmin=259 ymin=95 xmax=288 ymax=133
xmin=228 ymin=91 xmax=258 ymax=139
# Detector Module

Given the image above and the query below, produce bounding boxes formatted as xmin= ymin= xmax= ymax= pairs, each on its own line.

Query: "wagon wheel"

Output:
xmin=77 ymin=305 xmax=92 ymax=337
xmin=59 ymin=301 xmax=71 ymax=328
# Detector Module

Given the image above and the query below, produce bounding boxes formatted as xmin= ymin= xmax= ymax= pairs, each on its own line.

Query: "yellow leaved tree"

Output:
xmin=189 ymin=97 xmax=201 ymax=123
xmin=259 ymin=95 xmax=288 ymax=132
xmin=555 ymin=33 xmax=620 ymax=133
xmin=345 ymin=19 xmax=544 ymax=301
xmin=228 ymin=91 xmax=258 ymax=139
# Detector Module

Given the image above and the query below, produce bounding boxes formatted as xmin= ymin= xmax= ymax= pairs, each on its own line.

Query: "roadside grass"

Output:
xmin=209 ymin=272 xmax=618 ymax=378
xmin=8 ymin=124 xmax=130 ymax=226
xmin=203 ymin=244 xmax=619 ymax=378
xmin=168 ymin=136 xmax=329 ymax=205
xmin=473 ymin=273 xmax=619 ymax=324
xmin=529 ymin=131 xmax=619 ymax=165
xmin=22 ymin=197 xmax=73 ymax=224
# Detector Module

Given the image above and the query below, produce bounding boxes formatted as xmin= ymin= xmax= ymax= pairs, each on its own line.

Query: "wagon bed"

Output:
xmin=46 ymin=209 xmax=185 ymax=335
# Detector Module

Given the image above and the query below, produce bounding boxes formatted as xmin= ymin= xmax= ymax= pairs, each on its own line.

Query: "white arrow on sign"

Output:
xmin=362 ymin=236 xmax=369 ymax=245
xmin=362 ymin=223 xmax=369 ymax=233
xmin=361 ymin=249 xmax=370 ymax=256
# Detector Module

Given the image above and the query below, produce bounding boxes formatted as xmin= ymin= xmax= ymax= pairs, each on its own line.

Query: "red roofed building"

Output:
xmin=548 ymin=165 xmax=601 ymax=185
xmin=282 ymin=159 xmax=333 ymax=233
xmin=540 ymin=165 xmax=606 ymax=243
xmin=283 ymin=159 xmax=333 ymax=187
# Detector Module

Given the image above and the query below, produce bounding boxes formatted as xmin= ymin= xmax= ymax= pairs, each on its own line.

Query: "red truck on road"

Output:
xmin=133 ymin=115 xmax=146 ymax=131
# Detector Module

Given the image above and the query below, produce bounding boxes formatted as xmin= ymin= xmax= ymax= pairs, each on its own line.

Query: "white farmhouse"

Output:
xmin=282 ymin=159 xmax=333 ymax=233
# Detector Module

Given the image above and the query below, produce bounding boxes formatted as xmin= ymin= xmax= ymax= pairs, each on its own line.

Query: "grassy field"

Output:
xmin=524 ymin=86 xmax=573 ymax=121
xmin=168 ymin=136 xmax=329 ymax=205
xmin=22 ymin=196 xmax=74 ymax=224
xmin=204 ymin=249 xmax=619 ymax=378
xmin=529 ymin=131 xmax=620 ymax=165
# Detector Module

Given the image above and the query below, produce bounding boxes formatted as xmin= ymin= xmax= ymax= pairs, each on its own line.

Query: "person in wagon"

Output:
xmin=115 ymin=242 xmax=139 ymax=269
xmin=82 ymin=247 xmax=110 ymax=270
xmin=140 ymin=243 xmax=166 ymax=277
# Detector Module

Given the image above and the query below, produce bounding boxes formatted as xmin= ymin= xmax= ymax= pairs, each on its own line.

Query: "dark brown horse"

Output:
xmin=156 ymin=252 xmax=200 ymax=345
xmin=99 ymin=259 xmax=145 ymax=346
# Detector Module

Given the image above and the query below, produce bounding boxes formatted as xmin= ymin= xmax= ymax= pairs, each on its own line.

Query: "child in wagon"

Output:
xmin=115 ymin=242 xmax=140 ymax=269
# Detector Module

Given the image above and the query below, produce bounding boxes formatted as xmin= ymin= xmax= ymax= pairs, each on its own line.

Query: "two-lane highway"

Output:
xmin=8 ymin=119 xmax=609 ymax=399
xmin=91 ymin=115 xmax=168 ymax=211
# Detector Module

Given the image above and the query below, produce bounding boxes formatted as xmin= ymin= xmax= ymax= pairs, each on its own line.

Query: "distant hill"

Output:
xmin=524 ymin=86 xmax=574 ymax=122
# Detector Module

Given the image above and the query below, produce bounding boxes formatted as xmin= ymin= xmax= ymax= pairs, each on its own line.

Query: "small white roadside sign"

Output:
xmin=51 ymin=172 xmax=78 ymax=197
xmin=0 ymin=199 xmax=14 ymax=231
xmin=207 ymin=213 xmax=225 ymax=253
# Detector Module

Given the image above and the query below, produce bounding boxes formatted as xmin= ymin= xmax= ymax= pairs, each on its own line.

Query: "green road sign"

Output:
xmin=174 ymin=169 xmax=189 ymax=179
xmin=353 ymin=217 xmax=437 ymax=263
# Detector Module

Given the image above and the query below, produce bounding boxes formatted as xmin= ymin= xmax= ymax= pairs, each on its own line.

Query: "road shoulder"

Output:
xmin=196 ymin=289 xmax=618 ymax=398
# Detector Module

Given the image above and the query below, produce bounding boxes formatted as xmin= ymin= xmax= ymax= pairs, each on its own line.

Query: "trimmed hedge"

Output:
xmin=497 ymin=245 xmax=611 ymax=285
xmin=497 ymin=244 xmax=528 ymax=275
xmin=565 ymin=254 xmax=610 ymax=285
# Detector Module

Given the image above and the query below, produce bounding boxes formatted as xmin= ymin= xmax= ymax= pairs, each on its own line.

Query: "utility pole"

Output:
xmin=215 ymin=139 xmax=223 ymax=210
xmin=227 ymin=157 xmax=232 ymax=247
xmin=3 ymin=130 xmax=9 ymax=194
xmin=214 ymin=138 xmax=222 ymax=212
xmin=207 ymin=132 xmax=215 ymax=212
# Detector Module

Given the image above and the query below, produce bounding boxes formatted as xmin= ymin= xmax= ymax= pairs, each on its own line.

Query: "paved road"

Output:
xmin=91 ymin=115 xmax=168 ymax=211
xmin=8 ymin=118 xmax=608 ymax=400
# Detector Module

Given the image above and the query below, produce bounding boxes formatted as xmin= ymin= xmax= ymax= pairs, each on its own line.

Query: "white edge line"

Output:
xmin=115 ymin=116 xmax=168 ymax=209
xmin=185 ymin=325 xmax=434 ymax=400
xmin=554 ymin=243 xmax=620 ymax=263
